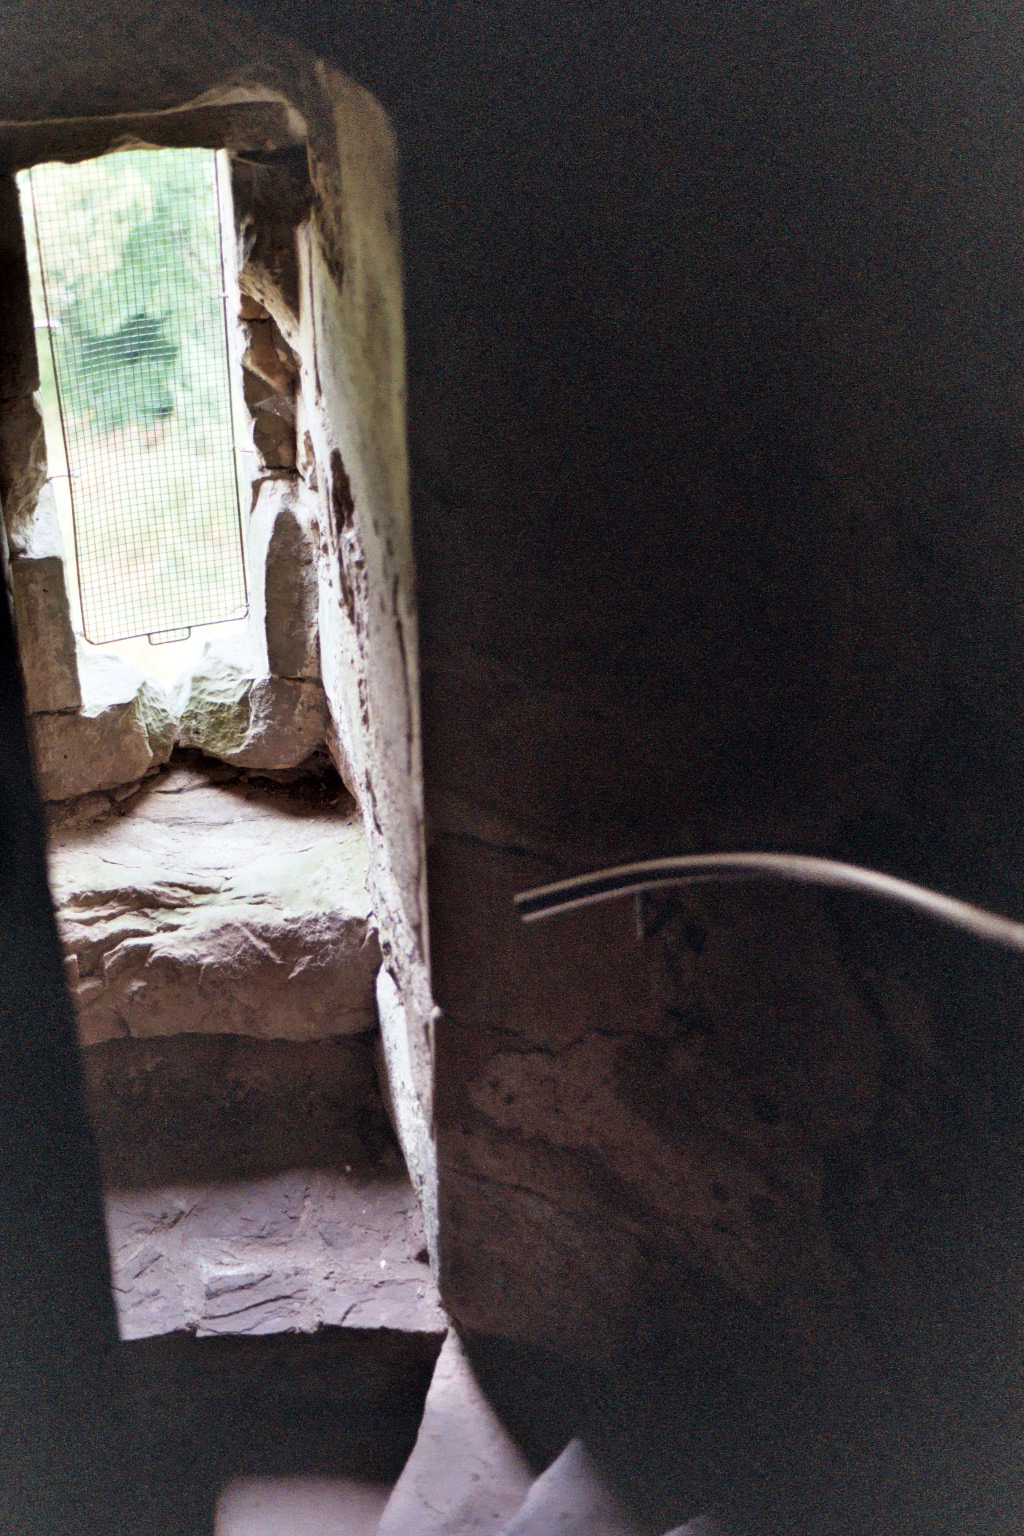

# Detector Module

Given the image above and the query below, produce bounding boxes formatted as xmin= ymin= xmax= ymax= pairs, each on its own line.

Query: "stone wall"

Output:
xmin=4 ymin=2 xmax=1024 ymax=1529
xmin=0 ymin=46 xmax=435 ymax=1265
xmin=297 ymin=2 xmax=1024 ymax=1527
xmin=0 ymin=126 xmax=337 ymax=797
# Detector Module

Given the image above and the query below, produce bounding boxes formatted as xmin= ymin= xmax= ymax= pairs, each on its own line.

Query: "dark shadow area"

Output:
xmin=116 ymin=1326 xmax=442 ymax=1535
xmin=463 ymin=1327 xmax=736 ymax=1534
xmin=86 ymin=1032 xmax=396 ymax=1187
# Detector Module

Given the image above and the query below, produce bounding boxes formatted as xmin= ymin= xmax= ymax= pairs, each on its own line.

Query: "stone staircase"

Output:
xmin=43 ymin=760 xmax=716 ymax=1535
xmin=217 ymin=1333 xmax=717 ymax=1536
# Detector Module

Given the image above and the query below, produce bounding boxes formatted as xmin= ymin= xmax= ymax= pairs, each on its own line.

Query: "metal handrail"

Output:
xmin=515 ymin=852 xmax=1024 ymax=953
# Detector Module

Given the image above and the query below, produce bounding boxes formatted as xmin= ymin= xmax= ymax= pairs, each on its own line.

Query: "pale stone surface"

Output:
xmin=376 ymin=968 xmax=438 ymax=1266
xmin=49 ymin=763 xmax=380 ymax=1044
xmin=248 ymin=476 xmax=321 ymax=681
xmin=501 ymin=1440 xmax=646 ymax=1536
xmin=30 ymin=646 xmax=174 ymax=800
xmin=105 ymin=1166 xmax=445 ymax=1342
xmin=10 ymin=477 xmax=66 ymax=560
xmin=176 ymin=643 xmax=328 ymax=770
xmin=376 ymin=1332 xmax=533 ymax=1536
xmin=297 ymin=69 xmax=436 ymax=1261
xmin=215 ymin=1477 xmax=390 ymax=1536
xmin=10 ymin=553 xmax=81 ymax=713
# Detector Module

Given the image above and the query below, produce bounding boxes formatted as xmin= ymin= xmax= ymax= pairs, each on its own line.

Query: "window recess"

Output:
xmin=17 ymin=147 xmax=248 ymax=647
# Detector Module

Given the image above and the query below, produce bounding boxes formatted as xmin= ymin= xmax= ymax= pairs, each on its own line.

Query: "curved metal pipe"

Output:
xmin=514 ymin=852 xmax=1024 ymax=954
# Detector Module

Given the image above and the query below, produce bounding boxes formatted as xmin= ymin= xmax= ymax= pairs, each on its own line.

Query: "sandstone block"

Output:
xmin=242 ymin=318 xmax=298 ymax=396
xmin=0 ymin=389 xmax=46 ymax=546
xmin=56 ymin=841 xmax=380 ymax=1045
xmin=238 ymin=293 xmax=271 ymax=321
xmin=248 ymin=476 xmax=321 ymax=680
xmin=30 ymin=648 xmax=174 ymax=800
xmin=10 ymin=553 xmax=81 ymax=712
xmin=243 ymin=368 xmax=296 ymax=470
xmin=176 ymin=644 xmax=327 ymax=769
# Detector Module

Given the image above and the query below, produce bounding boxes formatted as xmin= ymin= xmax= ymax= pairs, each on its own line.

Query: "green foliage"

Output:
xmin=22 ymin=148 xmax=231 ymax=443
xmin=16 ymin=149 xmax=248 ymax=645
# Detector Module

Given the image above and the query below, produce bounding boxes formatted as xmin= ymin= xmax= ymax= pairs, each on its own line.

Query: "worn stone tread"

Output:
xmin=47 ymin=761 xmax=380 ymax=1044
xmin=106 ymin=1165 xmax=446 ymax=1341
xmin=376 ymin=1332 xmax=533 ymax=1536
xmin=499 ymin=1438 xmax=648 ymax=1536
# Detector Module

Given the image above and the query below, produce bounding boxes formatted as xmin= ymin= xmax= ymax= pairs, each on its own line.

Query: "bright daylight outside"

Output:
xmin=16 ymin=147 xmax=250 ymax=680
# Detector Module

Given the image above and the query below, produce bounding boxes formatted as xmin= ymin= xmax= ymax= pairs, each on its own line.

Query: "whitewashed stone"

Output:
xmin=377 ymin=968 xmax=438 ymax=1263
xmin=30 ymin=647 xmax=174 ymax=801
xmin=176 ymin=643 xmax=327 ymax=770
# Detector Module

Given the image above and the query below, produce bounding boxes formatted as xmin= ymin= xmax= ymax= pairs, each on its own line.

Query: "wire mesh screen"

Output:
xmin=18 ymin=149 xmax=247 ymax=645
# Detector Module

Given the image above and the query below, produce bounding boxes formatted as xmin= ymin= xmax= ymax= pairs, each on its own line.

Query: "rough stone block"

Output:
xmin=242 ymin=317 xmax=298 ymax=396
xmin=57 ymin=843 xmax=380 ymax=1044
xmin=10 ymin=553 xmax=81 ymax=712
xmin=30 ymin=647 xmax=174 ymax=800
xmin=49 ymin=768 xmax=381 ymax=1045
xmin=0 ymin=393 xmax=47 ymax=548
xmin=248 ymin=476 xmax=321 ymax=680
xmin=243 ymin=368 xmax=296 ymax=470
xmin=238 ymin=293 xmax=271 ymax=321
xmin=176 ymin=643 xmax=327 ymax=769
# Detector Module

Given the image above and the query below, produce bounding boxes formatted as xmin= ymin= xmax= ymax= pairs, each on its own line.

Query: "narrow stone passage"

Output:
xmin=45 ymin=754 xmax=443 ymax=1345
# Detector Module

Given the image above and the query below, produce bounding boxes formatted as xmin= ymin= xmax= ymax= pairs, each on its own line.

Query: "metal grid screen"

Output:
xmin=19 ymin=149 xmax=247 ymax=645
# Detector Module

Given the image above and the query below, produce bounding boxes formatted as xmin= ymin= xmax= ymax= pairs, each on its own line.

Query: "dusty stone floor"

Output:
xmin=107 ymin=1164 xmax=444 ymax=1341
xmin=215 ymin=1476 xmax=391 ymax=1536
xmin=44 ymin=752 xmax=444 ymax=1344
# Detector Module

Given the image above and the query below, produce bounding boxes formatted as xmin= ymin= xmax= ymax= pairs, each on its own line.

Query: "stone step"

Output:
xmin=106 ymin=1163 xmax=445 ymax=1341
xmin=114 ymin=1325 xmax=442 ymax=1536
xmin=47 ymin=758 xmax=379 ymax=1047
xmin=216 ymin=1476 xmax=391 ymax=1536
xmin=83 ymin=1031 xmax=394 ymax=1189
xmin=498 ymin=1438 xmax=647 ymax=1536
xmin=375 ymin=1332 xmax=534 ymax=1536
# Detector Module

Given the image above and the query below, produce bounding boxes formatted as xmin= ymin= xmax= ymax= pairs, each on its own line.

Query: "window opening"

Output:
xmin=17 ymin=148 xmax=248 ymax=652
